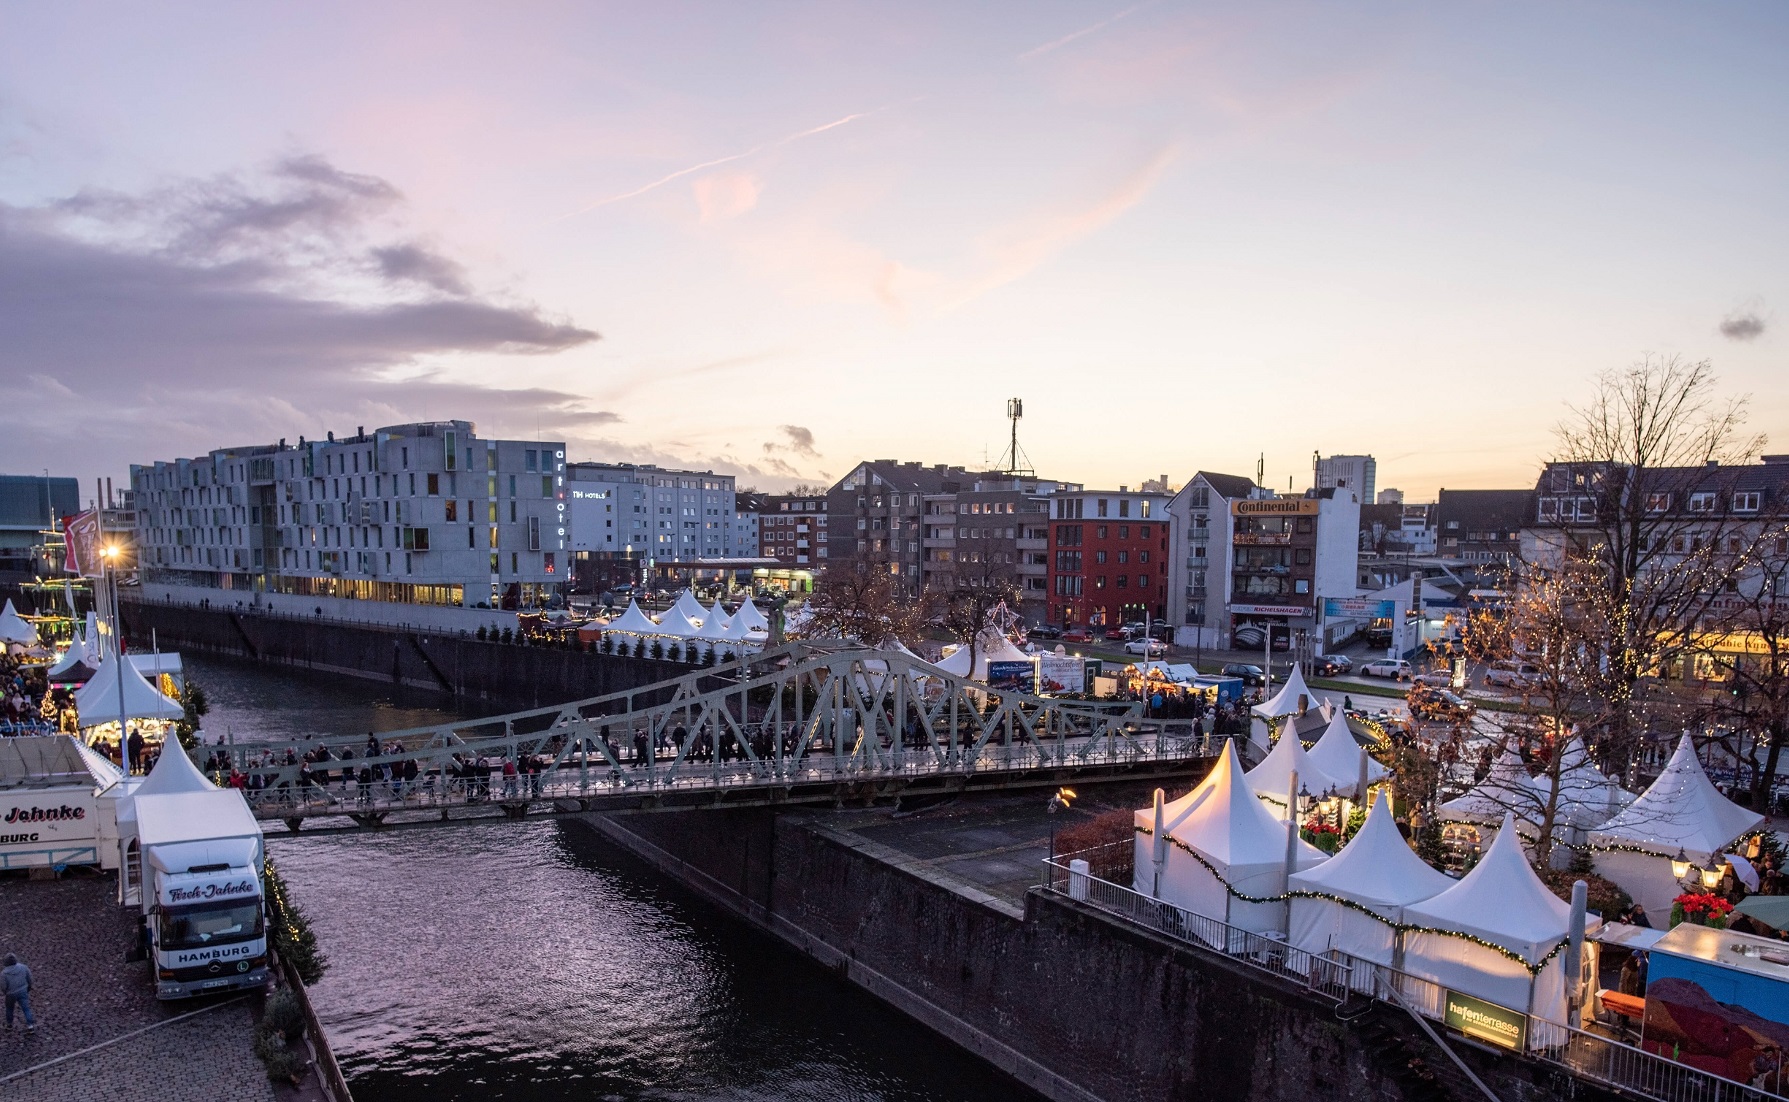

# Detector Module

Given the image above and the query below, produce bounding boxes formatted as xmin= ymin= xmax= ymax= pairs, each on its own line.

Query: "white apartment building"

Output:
xmin=1165 ymin=471 xmax=1259 ymax=643
xmin=565 ymin=462 xmax=738 ymax=589
xmin=131 ymin=421 xmax=568 ymax=609
xmin=1316 ymin=454 xmax=1377 ymax=505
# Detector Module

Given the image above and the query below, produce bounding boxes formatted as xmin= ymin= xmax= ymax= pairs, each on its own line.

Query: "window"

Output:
xmin=525 ymin=449 xmax=538 ymax=472
xmin=445 ymin=500 xmax=458 ymax=522
xmin=543 ymin=476 xmax=554 ymax=497
xmin=1117 ymin=551 xmax=1128 ymax=564
xmin=1119 ymin=499 xmax=1130 ymax=518
xmin=1097 ymin=499 xmax=1108 ymax=518
xmin=1139 ymin=550 xmax=1149 ymax=564
xmin=1138 ymin=574 xmax=1149 ymax=587
xmin=1118 ymin=526 xmax=1129 ymax=539
xmin=1294 ymin=579 xmax=1310 ymax=594
xmin=427 ymin=473 xmax=439 ymax=496
xmin=1645 ymin=493 xmax=1671 ymax=513
xmin=1140 ymin=525 xmax=1151 ymax=538
xmin=1689 ymin=492 xmax=1716 ymax=513
xmin=1095 ymin=575 xmax=1106 ymax=589
xmin=1116 ymin=575 xmax=1127 ymax=588
xmin=1097 ymin=526 xmax=1108 ymax=539
xmin=1094 ymin=550 xmax=1107 ymax=564
xmin=1295 ymin=548 xmax=1312 ymax=565
xmin=1735 ymin=492 xmax=1761 ymax=512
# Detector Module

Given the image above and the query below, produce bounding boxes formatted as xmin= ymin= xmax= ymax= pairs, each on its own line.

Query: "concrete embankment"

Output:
xmin=576 ymin=795 xmax=1613 ymax=1102
xmin=121 ymin=599 xmax=687 ymax=707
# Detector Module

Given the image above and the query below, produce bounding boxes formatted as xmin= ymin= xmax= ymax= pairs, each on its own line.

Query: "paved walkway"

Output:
xmin=0 ymin=875 xmax=276 ymax=1102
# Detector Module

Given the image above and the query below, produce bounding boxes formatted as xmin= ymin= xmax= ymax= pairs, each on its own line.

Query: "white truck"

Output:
xmin=127 ymin=747 xmax=270 ymax=999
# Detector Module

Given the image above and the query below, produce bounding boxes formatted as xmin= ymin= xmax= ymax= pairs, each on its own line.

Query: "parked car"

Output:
xmin=1029 ymin=624 xmax=1064 ymax=640
xmin=1221 ymin=663 xmax=1267 ymax=687
xmin=1104 ymin=627 xmax=1131 ymax=640
xmin=1409 ymin=686 xmax=1473 ymax=723
xmin=1484 ymin=660 xmax=1543 ymax=688
xmin=1124 ymin=638 xmax=1167 ymax=656
xmin=1360 ymin=658 xmax=1413 ymax=679
xmin=1312 ymin=654 xmax=1353 ymax=676
xmin=1062 ymin=628 xmax=1092 ymax=644
xmin=1412 ymin=669 xmax=1455 ymax=689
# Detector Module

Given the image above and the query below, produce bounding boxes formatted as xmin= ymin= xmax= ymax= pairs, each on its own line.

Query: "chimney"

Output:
xmin=327 ymin=430 xmax=335 ymax=442
xmin=357 ymin=426 xmax=365 ymax=437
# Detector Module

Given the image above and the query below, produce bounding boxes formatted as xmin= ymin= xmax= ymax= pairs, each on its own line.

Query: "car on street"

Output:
xmin=1029 ymin=624 xmax=1063 ymax=640
xmin=1220 ymin=663 xmax=1267 ymax=687
xmin=1412 ymin=670 xmax=1455 ymax=689
xmin=1124 ymin=638 xmax=1167 ymax=656
xmin=1408 ymin=686 xmax=1474 ymax=723
xmin=1061 ymin=628 xmax=1092 ymax=644
xmin=1104 ymin=627 xmax=1131 ymax=640
xmin=1360 ymin=658 xmax=1413 ymax=680
xmin=1484 ymin=660 xmax=1543 ymax=688
xmin=1312 ymin=654 xmax=1353 ymax=677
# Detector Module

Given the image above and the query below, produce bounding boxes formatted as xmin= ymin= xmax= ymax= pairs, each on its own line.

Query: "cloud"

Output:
xmin=1720 ymin=311 xmax=1766 ymax=341
xmin=766 ymin=424 xmax=818 ymax=458
xmin=691 ymin=171 xmax=762 ymax=223
xmin=0 ymin=156 xmax=603 ymax=487
xmin=1018 ymin=4 xmax=1147 ymax=60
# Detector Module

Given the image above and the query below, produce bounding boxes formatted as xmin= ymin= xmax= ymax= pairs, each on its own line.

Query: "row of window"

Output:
xmin=1052 ymin=574 xmax=1153 ymax=593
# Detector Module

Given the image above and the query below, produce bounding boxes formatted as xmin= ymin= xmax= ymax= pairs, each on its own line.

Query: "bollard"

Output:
xmin=1069 ymin=858 xmax=1091 ymax=902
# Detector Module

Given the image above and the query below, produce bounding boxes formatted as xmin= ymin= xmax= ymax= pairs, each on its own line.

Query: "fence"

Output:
xmin=1041 ymin=850 xmax=1788 ymax=1102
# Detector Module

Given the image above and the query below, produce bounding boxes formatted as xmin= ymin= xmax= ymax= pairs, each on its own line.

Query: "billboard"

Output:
xmin=62 ymin=510 xmax=102 ymax=577
xmin=1323 ymin=598 xmax=1398 ymax=620
xmin=1444 ymin=990 xmax=1526 ymax=1051
xmin=1037 ymin=654 xmax=1086 ymax=695
xmin=1231 ymin=498 xmax=1319 ymax=516
xmin=986 ymin=661 xmax=1035 ymax=694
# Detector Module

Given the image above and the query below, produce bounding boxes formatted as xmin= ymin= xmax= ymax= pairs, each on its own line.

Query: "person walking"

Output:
xmin=126 ymin=725 xmax=145 ymax=774
xmin=3 ymin=953 xmax=35 ymax=1032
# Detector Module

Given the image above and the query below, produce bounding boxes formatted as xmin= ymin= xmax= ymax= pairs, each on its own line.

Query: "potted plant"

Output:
xmin=1670 ymin=892 xmax=1734 ymax=929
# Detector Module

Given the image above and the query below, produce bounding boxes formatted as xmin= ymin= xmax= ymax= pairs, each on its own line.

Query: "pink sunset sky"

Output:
xmin=2 ymin=2 xmax=1784 ymax=499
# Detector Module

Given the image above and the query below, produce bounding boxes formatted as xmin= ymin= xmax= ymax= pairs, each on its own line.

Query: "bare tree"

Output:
xmin=1696 ymin=517 xmax=1789 ymax=810
xmin=935 ymin=552 xmax=1022 ymax=675
xmin=802 ymin=550 xmax=927 ymax=647
xmin=1533 ymin=355 xmax=1764 ymax=773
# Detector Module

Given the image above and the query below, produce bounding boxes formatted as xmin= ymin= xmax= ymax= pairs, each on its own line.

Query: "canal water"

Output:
xmin=186 ymin=655 xmax=1037 ymax=1102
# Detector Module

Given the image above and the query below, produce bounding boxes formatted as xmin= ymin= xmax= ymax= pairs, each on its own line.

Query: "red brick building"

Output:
xmin=1046 ymin=488 xmax=1171 ymax=629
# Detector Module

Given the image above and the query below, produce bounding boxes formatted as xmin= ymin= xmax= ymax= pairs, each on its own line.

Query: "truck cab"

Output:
xmin=145 ymin=839 xmax=268 ymax=999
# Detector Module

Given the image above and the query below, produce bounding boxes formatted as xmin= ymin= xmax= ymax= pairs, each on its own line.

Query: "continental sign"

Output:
xmin=1444 ymin=990 xmax=1526 ymax=1050
xmin=1231 ymin=499 xmax=1319 ymax=517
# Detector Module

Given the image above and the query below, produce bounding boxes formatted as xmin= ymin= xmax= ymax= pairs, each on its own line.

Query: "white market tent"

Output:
xmin=128 ymin=653 xmax=184 ymax=694
xmin=1288 ymin=797 xmax=1456 ymax=983
xmin=1551 ymin=736 xmax=1636 ymax=832
xmin=1439 ymin=744 xmax=1544 ymax=835
xmin=731 ymin=599 xmax=770 ymax=634
xmin=653 ymin=605 xmax=702 ymax=639
xmin=1305 ymin=710 xmax=1389 ymax=799
xmin=934 ymin=632 xmax=1030 ymax=682
xmin=1253 ymin=665 xmax=1318 ymax=721
xmin=603 ymin=600 xmax=661 ymax=641
xmin=1133 ymin=739 xmax=1327 ymax=942
xmin=1402 ymin=812 xmax=1576 ymax=1046
xmin=672 ymin=589 xmax=710 ymax=626
xmin=0 ymin=599 xmax=37 ymax=645
xmin=47 ymin=632 xmax=94 ymax=680
xmin=1591 ymin=735 xmax=1763 ymax=926
xmin=1245 ymin=725 xmax=1350 ymax=812
xmin=704 ymin=600 xmax=732 ymax=633
xmin=73 ymin=656 xmax=184 ymax=727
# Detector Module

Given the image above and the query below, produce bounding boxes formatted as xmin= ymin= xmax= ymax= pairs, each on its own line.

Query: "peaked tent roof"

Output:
xmin=1245 ymin=725 xmax=1350 ymax=806
xmin=653 ymin=605 xmax=702 ymax=638
xmin=1590 ymin=735 xmax=1763 ymax=862
xmin=1403 ymin=812 xmax=1571 ymax=961
xmin=1289 ymin=796 xmax=1455 ymax=911
xmin=1553 ymin=736 xmax=1637 ymax=829
xmin=0 ymin=599 xmax=37 ymax=644
xmin=1439 ymin=744 xmax=1542 ymax=826
xmin=672 ymin=589 xmax=710 ymax=626
xmin=604 ymin=600 xmax=661 ymax=637
xmin=1253 ymin=665 xmax=1317 ymax=720
xmin=1158 ymin=740 xmax=1326 ymax=868
xmin=731 ymin=599 xmax=770 ymax=634
xmin=47 ymin=633 xmax=93 ymax=679
xmin=1306 ymin=710 xmax=1390 ymax=795
xmin=715 ymin=611 xmax=765 ymax=643
xmin=706 ymin=600 xmax=732 ymax=631
xmin=72 ymin=656 xmax=185 ymax=725
xmin=134 ymin=740 xmax=218 ymax=796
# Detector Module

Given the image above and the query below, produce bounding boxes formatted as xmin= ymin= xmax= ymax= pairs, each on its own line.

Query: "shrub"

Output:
xmin=476 ymin=625 xmax=488 ymax=641
xmin=666 ymin=642 xmax=683 ymax=663
xmin=263 ymin=987 xmax=306 ymax=1042
xmin=600 ymin=635 xmax=614 ymax=655
xmin=263 ymin=862 xmax=327 ymax=985
xmin=649 ymin=640 xmax=664 ymax=661
xmin=499 ymin=627 xmax=513 ymax=644
xmin=702 ymin=645 xmax=717 ymax=666
xmin=632 ymin=639 xmax=646 ymax=659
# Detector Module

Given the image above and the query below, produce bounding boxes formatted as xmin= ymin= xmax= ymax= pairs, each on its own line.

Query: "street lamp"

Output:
xmin=1670 ymin=848 xmax=1692 ymax=881
xmin=1047 ymin=786 xmax=1077 ymax=860
xmin=1701 ymin=862 xmax=1725 ymax=890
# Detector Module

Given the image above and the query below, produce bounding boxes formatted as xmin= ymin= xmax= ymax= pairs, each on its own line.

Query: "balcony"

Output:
xmin=1232 ymin=562 xmax=1292 ymax=576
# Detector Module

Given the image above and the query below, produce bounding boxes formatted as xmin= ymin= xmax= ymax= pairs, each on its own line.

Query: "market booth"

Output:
xmin=1244 ymin=723 xmax=1349 ymax=814
xmin=1288 ymin=796 xmax=1456 ymax=989
xmin=1438 ymin=744 xmax=1543 ymax=854
xmin=1249 ymin=665 xmax=1319 ymax=754
xmin=1590 ymin=734 xmax=1762 ymax=927
xmin=0 ymin=599 xmax=38 ymax=649
xmin=0 ymin=734 xmax=125 ymax=870
xmin=1305 ymin=710 xmax=1388 ymax=801
xmin=1639 ymin=922 xmax=1789 ymax=1091
xmin=1133 ymin=739 xmax=1327 ymax=946
xmin=1402 ymin=812 xmax=1577 ymax=1049
xmin=1550 ymin=735 xmax=1636 ymax=836
xmin=72 ymin=654 xmax=185 ymax=756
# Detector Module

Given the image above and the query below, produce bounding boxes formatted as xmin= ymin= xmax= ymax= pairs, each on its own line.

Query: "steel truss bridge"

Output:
xmin=219 ymin=642 xmax=1218 ymax=834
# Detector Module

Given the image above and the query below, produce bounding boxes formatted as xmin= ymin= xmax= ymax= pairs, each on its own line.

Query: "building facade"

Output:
xmin=830 ymin=461 xmax=974 ymax=601
xmin=1227 ymin=487 xmax=1360 ymax=647
xmin=564 ymin=462 xmax=737 ymax=592
xmin=1165 ymin=471 xmax=1258 ymax=642
xmin=132 ymin=421 xmax=567 ymax=608
xmin=922 ymin=475 xmax=1066 ymax=623
xmin=0 ymin=475 xmax=79 ymax=580
xmin=1316 ymin=454 xmax=1376 ymax=505
xmin=1435 ymin=488 xmax=1532 ymax=564
xmin=1045 ymin=488 xmax=1172 ymax=629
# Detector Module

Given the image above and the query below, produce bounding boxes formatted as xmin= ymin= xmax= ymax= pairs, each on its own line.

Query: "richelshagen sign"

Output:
xmin=1444 ymin=990 xmax=1526 ymax=1050
xmin=1231 ymin=498 xmax=1319 ymax=516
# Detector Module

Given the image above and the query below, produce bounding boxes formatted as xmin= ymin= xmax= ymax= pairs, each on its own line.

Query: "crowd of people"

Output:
xmin=0 ymin=650 xmax=54 ymax=735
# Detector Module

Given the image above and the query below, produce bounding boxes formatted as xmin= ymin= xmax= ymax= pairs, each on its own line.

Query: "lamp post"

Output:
xmin=101 ymin=544 xmax=129 ymax=770
xmin=1047 ymin=786 xmax=1076 ymax=861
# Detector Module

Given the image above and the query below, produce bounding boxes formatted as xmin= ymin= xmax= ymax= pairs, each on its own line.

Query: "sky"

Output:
xmin=2 ymin=1 xmax=1785 ymax=503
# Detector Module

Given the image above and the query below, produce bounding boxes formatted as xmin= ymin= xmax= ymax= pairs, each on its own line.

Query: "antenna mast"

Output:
xmin=998 ymin=398 xmax=1034 ymax=478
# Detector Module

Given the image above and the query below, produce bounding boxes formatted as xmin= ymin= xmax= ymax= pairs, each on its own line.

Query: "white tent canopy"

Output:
xmin=671 ymin=589 xmax=709 ymax=626
xmin=1305 ymin=710 xmax=1389 ymax=799
xmin=73 ymin=656 xmax=185 ymax=726
xmin=134 ymin=739 xmax=217 ymax=797
xmin=705 ymin=599 xmax=732 ymax=631
xmin=0 ymin=599 xmax=37 ymax=645
xmin=653 ymin=605 xmax=702 ymax=639
xmin=1245 ymin=725 xmax=1350 ymax=811
xmin=1253 ymin=664 xmax=1317 ymax=721
xmin=47 ymin=631 xmax=94 ymax=679
xmin=1402 ymin=812 xmax=1575 ymax=1045
xmin=603 ymin=600 xmax=661 ymax=640
xmin=731 ymin=599 xmax=770 ymax=634
xmin=1439 ymin=744 xmax=1543 ymax=832
xmin=1552 ymin=735 xmax=1636 ymax=831
xmin=1591 ymin=734 xmax=1763 ymax=925
xmin=935 ymin=632 xmax=1030 ymax=682
xmin=1289 ymin=797 xmax=1456 ymax=979
xmin=1133 ymin=739 xmax=1327 ymax=940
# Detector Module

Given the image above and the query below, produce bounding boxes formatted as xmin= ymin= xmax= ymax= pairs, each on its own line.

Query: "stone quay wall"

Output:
xmin=580 ymin=807 xmax=1616 ymax=1102
xmin=121 ymin=598 xmax=688 ymax=709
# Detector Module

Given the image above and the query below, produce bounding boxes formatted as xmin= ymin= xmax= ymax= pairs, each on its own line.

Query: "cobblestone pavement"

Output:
xmin=0 ymin=873 xmax=276 ymax=1101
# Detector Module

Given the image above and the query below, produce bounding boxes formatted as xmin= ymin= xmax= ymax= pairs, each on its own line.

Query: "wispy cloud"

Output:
xmin=1018 ymin=4 xmax=1146 ymax=61
xmin=1720 ymin=310 xmax=1766 ymax=341
xmin=559 ymin=109 xmax=879 ymax=219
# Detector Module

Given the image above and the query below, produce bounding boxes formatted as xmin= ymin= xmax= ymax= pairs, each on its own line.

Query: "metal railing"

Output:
xmin=1040 ymin=852 xmax=1789 ymax=1102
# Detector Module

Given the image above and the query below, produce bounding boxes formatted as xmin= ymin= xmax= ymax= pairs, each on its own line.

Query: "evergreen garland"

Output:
xmin=263 ymin=860 xmax=328 ymax=985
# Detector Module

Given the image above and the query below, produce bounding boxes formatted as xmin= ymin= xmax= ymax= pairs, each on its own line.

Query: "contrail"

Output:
xmin=1018 ymin=4 xmax=1145 ymax=60
xmin=559 ymin=109 xmax=876 ymax=219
